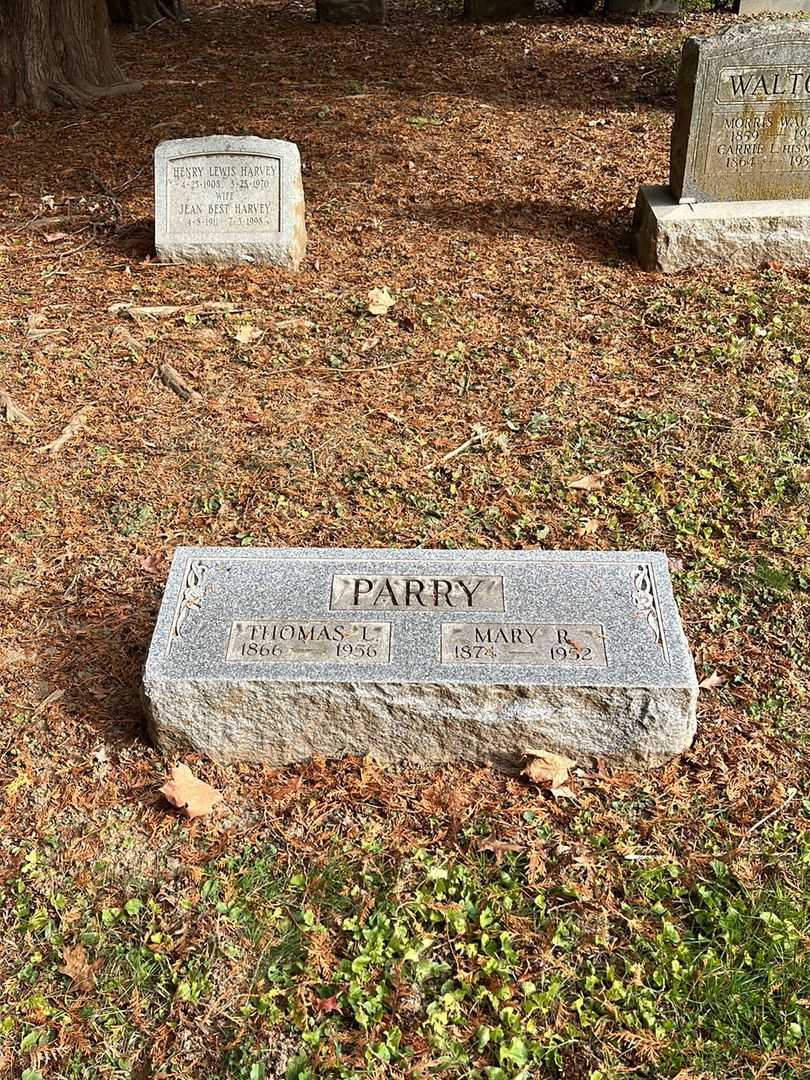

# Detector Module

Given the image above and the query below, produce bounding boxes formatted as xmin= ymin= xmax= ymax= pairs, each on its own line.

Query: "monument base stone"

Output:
xmin=632 ymin=185 xmax=810 ymax=273
xmin=463 ymin=0 xmax=534 ymax=20
xmin=316 ymin=0 xmax=386 ymax=21
xmin=606 ymin=0 xmax=680 ymax=14
xmin=735 ymin=0 xmax=810 ymax=12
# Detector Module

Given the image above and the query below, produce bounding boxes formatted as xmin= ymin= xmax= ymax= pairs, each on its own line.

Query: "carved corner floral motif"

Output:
xmin=169 ymin=560 xmax=208 ymax=652
xmin=632 ymin=563 xmax=664 ymax=650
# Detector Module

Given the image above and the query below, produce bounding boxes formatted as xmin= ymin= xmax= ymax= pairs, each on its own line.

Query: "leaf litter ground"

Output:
xmin=0 ymin=3 xmax=808 ymax=1078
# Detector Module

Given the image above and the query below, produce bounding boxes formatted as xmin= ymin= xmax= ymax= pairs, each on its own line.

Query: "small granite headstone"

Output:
xmin=316 ymin=0 xmax=386 ymax=21
xmin=142 ymin=547 xmax=698 ymax=770
xmin=633 ymin=22 xmax=810 ymax=272
xmin=606 ymin=0 xmax=680 ymax=14
xmin=154 ymin=136 xmax=307 ymax=269
xmin=463 ymin=0 xmax=534 ymax=20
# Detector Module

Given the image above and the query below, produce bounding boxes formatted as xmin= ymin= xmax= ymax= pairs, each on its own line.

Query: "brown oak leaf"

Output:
xmin=138 ymin=552 xmax=167 ymax=577
xmin=315 ymin=994 xmax=341 ymax=1014
xmin=522 ymin=749 xmax=577 ymax=794
xmin=699 ymin=670 xmax=728 ymax=691
xmin=160 ymin=763 xmax=222 ymax=819
xmin=477 ymin=839 xmax=526 ymax=864
xmin=367 ymin=287 xmax=395 ymax=315
xmin=59 ymin=944 xmax=96 ymax=991
xmin=565 ymin=471 xmax=610 ymax=492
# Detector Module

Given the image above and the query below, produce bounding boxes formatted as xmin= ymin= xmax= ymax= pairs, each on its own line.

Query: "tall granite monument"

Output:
xmin=142 ymin=547 xmax=698 ymax=770
xmin=155 ymin=136 xmax=307 ymax=269
xmin=633 ymin=22 xmax=810 ymax=272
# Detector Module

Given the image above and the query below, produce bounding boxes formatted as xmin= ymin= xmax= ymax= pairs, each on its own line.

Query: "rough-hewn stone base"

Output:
xmin=463 ymin=0 xmax=534 ymax=19
xmin=735 ymin=0 xmax=810 ymax=12
xmin=632 ymin=185 xmax=810 ymax=273
xmin=607 ymin=0 xmax=680 ymax=13
xmin=316 ymin=0 xmax=386 ymax=22
xmin=144 ymin=678 xmax=697 ymax=770
xmin=156 ymin=239 xmax=306 ymax=270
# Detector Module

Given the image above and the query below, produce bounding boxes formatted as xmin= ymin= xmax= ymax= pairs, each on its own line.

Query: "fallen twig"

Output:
xmin=0 ymin=389 xmax=33 ymax=426
xmin=442 ymin=429 xmax=485 ymax=463
xmin=110 ymin=300 xmax=239 ymax=318
xmin=745 ymin=789 xmax=797 ymax=835
xmin=37 ymin=407 xmax=91 ymax=454
xmin=159 ymin=363 xmax=201 ymax=403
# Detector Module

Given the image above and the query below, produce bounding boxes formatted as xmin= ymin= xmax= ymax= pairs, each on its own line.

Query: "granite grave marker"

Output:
xmin=463 ymin=0 xmax=534 ymax=21
xmin=735 ymin=0 xmax=810 ymax=13
xmin=633 ymin=22 xmax=810 ymax=271
xmin=154 ymin=136 xmax=307 ymax=269
xmin=316 ymin=0 xmax=386 ymax=20
xmin=142 ymin=547 xmax=698 ymax=769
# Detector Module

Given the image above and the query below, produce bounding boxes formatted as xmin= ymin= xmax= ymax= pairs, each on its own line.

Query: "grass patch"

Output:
xmin=3 ymin=804 xmax=808 ymax=1079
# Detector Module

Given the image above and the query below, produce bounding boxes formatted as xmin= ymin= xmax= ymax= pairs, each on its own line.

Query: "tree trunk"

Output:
xmin=0 ymin=0 xmax=140 ymax=111
xmin=108 ymin=0 xmax=189 ymax=29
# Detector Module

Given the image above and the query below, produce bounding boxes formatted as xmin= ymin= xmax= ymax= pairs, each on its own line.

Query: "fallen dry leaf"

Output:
xmin=159 ymin=363 xmax=201 ymax=404
xmin=160 ymin=763 xmax=223 ymax=819
xmin=0 ymin=645 xmax=31 ymax=670
xmin=315 ymin=994 xmax=341 ymax=1014
xmin=138 ymin=552 xmax=167 ymax=576
xmin=27 ymin=312 xmax=54 ymax=339
xmin=368 ymin=286 xmax=395 ymax=316
xmin=0 ymin=388 xmax=33 ymax=426
xmin=699 ymin=670 xmax=728 ymax=691
xmin=276 ymin=317 xmax=315 ymax=332
xmin=565 ymin=471 xmax=610 ymax=492
xmin=31 ymin=687 xmax=65 ymax=716
xmin=59 ymin=944 xmax=96 ymax=991
xmin=37 ymin=406 xmax=90 ymax=454
xmin=578 ymin=517 xmax=601 ymax=536
xmin=477 ymin=839 xmax=526 ymax=864
xmin=548 ymin=784 xmax=576 ymax=801
xmin=523 ymin=749 xmax=577 ymax=794
xmin=234 ymin=323 xmax=264 ymax=346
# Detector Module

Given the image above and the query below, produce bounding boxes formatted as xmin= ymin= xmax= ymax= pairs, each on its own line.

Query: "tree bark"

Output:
xmin=0 ymin=0 xmax=140 ymax=112
xmin=107 ymin=0 xmax=189 ymax=29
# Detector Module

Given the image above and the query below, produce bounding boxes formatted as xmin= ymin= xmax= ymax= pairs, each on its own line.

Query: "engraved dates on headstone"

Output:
xmin=226 ymin=620 xmax=391 ymax=663
xmin=168 ymin=155 xmax=281 ymax=235
xmin=154 ymin=136 xmax=307 ymax=269
xmin=440 ymin=623 xmax=607 ymax=666
xmin=671 ymin=22 xmax=810 ymax=203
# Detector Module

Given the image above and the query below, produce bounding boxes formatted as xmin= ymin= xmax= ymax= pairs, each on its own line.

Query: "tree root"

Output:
xmin=48 ymin=79 xmax=142 ymax=108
